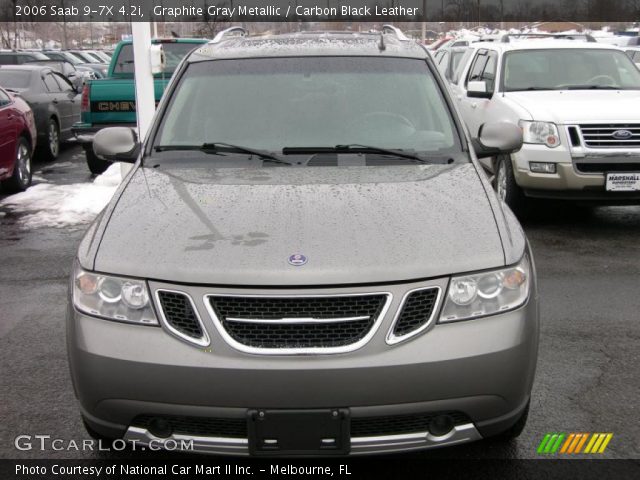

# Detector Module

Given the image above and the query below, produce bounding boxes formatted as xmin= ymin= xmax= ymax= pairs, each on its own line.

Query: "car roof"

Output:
xmin=190 ymin=32 xmax=428 ymax=62
xmin=469 ymin=38 xmax=622 ymax=52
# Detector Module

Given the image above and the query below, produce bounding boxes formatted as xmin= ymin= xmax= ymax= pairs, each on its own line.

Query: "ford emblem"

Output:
xmin=612 ymin=129 xmax=633 ymax=140
xmin=288 ymin=254 xmax=307 ymax=266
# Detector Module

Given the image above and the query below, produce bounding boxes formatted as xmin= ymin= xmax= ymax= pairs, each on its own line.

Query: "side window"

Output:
xmin=0 ymin=89 xmax=11 ymax=106
xmin=466 ymin=50 xmax=489 ymax=86
xmin=53 ymin=72 xmax=74 ymax=92
xmin=0 ymin=55 xmax=16 ymax=65
xmin=480 ymin=51 xmax=498 ymax=92
xmin=451 ymin=49 xmax=473 ymax=84
xmin=43 ymin=73 xmax=62 ymax=93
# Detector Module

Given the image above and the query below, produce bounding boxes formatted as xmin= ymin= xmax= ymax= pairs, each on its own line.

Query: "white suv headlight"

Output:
xmin=519 ymin=120 xmax=560 ymax=148
xmin=72 ymin=263 xmax=158 ymax=325
xmin=439 ymin=255 xmax=531 ymax=323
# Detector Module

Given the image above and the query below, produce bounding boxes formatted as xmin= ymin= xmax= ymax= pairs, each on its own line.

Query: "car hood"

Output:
xmin=91 ymin=163 xmax=506 ymax=286
xmin=504 ymin=90 xmax=640 ymax=123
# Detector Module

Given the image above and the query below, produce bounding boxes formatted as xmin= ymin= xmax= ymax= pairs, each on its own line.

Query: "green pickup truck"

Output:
xmin=72 ymin=38 xmax=207 ymax=173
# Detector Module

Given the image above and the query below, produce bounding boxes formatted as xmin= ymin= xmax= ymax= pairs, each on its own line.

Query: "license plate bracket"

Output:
xmin=248 ymin=409 xmax=350 ymax=456
xmin=606 ymin=172 xmax=640 ymax=192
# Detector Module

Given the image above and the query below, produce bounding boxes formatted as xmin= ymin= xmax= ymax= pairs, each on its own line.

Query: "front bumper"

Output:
xmin=511 ymin=144 xmax=640 ymax=202
xmin=67 ymin=277 xmax=539 ymax=456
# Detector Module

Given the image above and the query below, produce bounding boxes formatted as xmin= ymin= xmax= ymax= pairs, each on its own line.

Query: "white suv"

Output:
xmin=450 ymin=35 xmax=640 ymax=213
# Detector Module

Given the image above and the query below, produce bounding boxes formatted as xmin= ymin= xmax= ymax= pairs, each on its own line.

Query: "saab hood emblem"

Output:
xmin=612 ymin=130 xmax=633 ymax=140
xmin=288 ymin=254 xmax=307 ymax=266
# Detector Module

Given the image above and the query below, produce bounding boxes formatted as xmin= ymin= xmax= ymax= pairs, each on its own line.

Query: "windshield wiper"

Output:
xmin=563 ymin=85 xmax=621 ymax=90
xmin=282 ymin=144 xmax=443 ymax=163
xmin=154 ymin=143 xmax=292 ymax=165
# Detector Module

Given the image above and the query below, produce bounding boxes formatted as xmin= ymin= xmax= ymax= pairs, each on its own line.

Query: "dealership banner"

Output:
xmin=2 ymin=459 xmax=640 ymax=479
xmin=1 ymin=0 xmax=639 ymax=22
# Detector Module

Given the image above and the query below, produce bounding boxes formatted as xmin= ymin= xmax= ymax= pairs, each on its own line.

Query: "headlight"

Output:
xmin=519 ymin=120 xmax=560 ymax=148
xmin=439 ymin=255 xmax=531 ymax=323
xmin=72 ymin=263 xmax=157 ymax=325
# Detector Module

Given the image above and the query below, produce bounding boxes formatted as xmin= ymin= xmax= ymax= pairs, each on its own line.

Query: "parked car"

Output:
xmin=42 ymin=51 xmax=108 ymax=79
xmin=450 ymin=35 xmax=640 ymax=214
xmin=72 ymin=37 xmax=208 ymax=174
xmin=0 ymin=86 xmax=36 ymax=192
xmin=0 ymin=65 xmax=81 ymax=160
xmin=68 ymin=27 xmax=538 ymax=457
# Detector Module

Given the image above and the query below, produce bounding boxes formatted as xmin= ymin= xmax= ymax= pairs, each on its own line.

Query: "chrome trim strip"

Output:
xmin=123 ymin=423 xmax=481 ymax=456
xmin=350 ymin=423 xmax=482 ymax=454
xmin=203 ymin=292 xmax=393 ymax=356
xmin=225 ymin=316 xmax=371 ymax=325
xmin=154 ymin=289 xmax=211 ymax=348
xmin=385 ymin=286 xmax=442 ymax=346
xmin=124 ymin=427 xmax=249 ymax=455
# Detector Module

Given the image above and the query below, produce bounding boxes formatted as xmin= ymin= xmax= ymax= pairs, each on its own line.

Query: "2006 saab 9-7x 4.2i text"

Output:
xmin=67 ymin=26 xmax=539 ymax=456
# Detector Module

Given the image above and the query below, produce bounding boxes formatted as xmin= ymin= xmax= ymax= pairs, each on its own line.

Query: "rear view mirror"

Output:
xmin=472 ymin=122 xmax=523 ymax=159
xmin=93 ymin=127 xmax=140 ymax=163
xmin=467 ymin=80 xmax=493 ymax=99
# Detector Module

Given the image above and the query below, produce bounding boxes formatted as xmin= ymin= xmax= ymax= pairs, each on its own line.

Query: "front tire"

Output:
xmin=85 ymin=146 xmax=110 ymax=175
xmin=495 ymin=154 xmax=528 ymax=216
xmin=1 ymin=137 xmax=32 ymax=193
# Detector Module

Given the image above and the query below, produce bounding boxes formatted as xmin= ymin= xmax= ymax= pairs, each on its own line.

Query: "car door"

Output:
xmin=457 ymin=49 xmax=498 ymax=137
xmin=51 ymin=72 xmax=79 ymax=134
xmin=0 ymin=88 xmax=18 ymax=175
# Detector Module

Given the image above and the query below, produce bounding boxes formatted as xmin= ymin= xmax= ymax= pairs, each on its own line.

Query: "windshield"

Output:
xmin=503 ymin=49 xmax=640 ymax=91
xmin=0 ymin=70 xmax=31 ymax=88
xmin=154 ymin=57 xmax=460 ymax=158
xmin=113 ymin=43 xmax=199 ymax=75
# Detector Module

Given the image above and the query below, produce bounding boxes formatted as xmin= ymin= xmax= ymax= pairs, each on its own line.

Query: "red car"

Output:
xmin=0 ymin=86 xmax=36 ymax=192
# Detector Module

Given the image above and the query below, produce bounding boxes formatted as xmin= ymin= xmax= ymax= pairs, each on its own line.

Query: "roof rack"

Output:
xmin=211 ymin=26 xmax=249 ymax=44
xmin=382 ymin=25 xmax=410 ymax=41
xmin=500 ymin=33 xmax=596 ymax=43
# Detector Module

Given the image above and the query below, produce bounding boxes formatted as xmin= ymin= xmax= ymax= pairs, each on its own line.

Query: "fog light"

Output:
xmin=148 ymin=418 xmax=173 ymax=438
xmin=529 ymin=162 xmax=556 ymax=174
xmin=428 ymin=415 xmax=455 ymax=437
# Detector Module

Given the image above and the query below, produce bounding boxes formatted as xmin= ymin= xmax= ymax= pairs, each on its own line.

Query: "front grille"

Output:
xmin=391 ymin=288 xmax=440 ymax=338
xmin=576 ymin=162 xmax=640 ymax=174
xmin=132 ymin=411 xmax=471 ymax=439
xmin=132 ymin=414 xmax=247 ymax=438
xmin=157 ymin=291 xmax=205 ymax=341
xmin=208 ymin=294 xmax=388 ymax=351
xmin=578 ymin=124 xmax=640 ymax=148
xmin=352 ymin=411 xmax=471 ymax=437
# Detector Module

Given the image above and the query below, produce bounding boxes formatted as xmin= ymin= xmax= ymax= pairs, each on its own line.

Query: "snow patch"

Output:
xmin=0 ymin=163 xmax=123 ymax=229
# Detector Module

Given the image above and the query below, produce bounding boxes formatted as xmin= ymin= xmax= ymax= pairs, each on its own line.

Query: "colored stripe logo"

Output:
xmin=537 ymin=433 xmax=613 ymax=454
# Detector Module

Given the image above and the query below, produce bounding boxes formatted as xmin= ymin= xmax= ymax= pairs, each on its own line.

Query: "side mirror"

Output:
xmin=472 ymin=122 xmax=523 ymax=159
xmin=467 ymin=80 xmax=493 ymax=99
xmin=150 ymin=44 xmax=166 ymax=74
xmin=93 ymin=127 xmax=140 ymax=163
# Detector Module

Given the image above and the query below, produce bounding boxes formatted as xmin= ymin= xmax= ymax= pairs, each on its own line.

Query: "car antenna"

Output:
xmin=378 ymin=32 xmax=386 ymax=51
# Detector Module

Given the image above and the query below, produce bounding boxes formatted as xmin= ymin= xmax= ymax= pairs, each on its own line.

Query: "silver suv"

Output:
xmin=68 ymin=27 xmax=539 ymax=456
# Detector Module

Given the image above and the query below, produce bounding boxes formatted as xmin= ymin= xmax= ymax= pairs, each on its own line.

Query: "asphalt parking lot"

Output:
xmin=0 ymin=145 xmax=638 ymax=460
